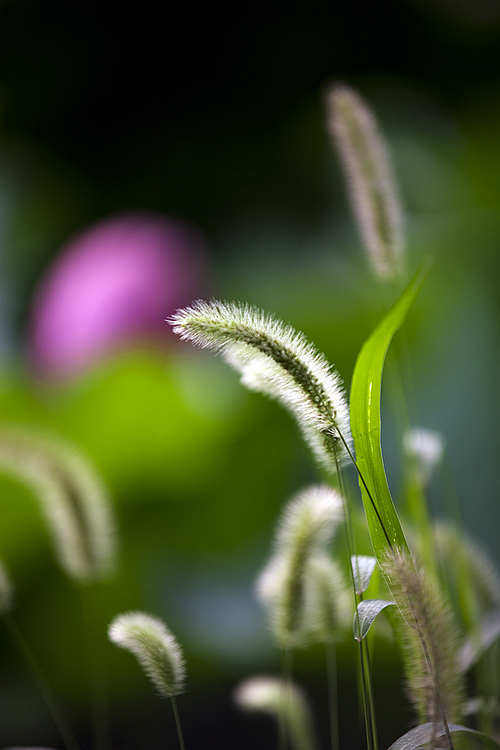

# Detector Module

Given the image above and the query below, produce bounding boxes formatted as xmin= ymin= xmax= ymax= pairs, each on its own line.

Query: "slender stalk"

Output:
xmin=334 ymin=453 xmax=379 ymax=750
xmin=278 ymin=647 xmax=294 ymax=750
xmin=325 ymin=643 xmax=339 ymax=750
xmin=361 ymin=638 xmax=378 ymax=750
xmin=2 ymin=612 xmax=81 ymax=750
xmin=80 ymin=583 xmax=111 ymax=750
xmin=171 ymin=695 xmax=186 ymax=750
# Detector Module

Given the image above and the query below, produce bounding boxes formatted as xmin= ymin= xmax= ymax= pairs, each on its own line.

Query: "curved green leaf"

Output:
xmin=350 ymin=262 xmax=431 ymax=561
xmin=351 ymin=554 xmax=377 ymax=595
xmin=388 ymin=722 xmax=500 ymax=750
xmin=353 ymin=598 xmax=394 ymax=641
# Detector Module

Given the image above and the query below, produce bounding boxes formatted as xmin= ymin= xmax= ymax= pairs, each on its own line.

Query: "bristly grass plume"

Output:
xmin=381 ymin=548 xmax=465 ymax=728
xmin=170 ymin=301 xmax=352 ymax=473
xmin=256 ymin=485 xmax=349 ymax=647
xmin=326 ymin=84 xmax=404 ymax=280
xmin=0 ymin=425 xmax=116 ymax=583
xmin=108 ymin=611 xmax=186 ymax=698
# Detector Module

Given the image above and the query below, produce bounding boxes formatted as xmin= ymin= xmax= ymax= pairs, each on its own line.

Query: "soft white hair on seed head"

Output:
xmin=108 ymin=611 xmax=186 ymax=697
xmin=170 ymin=300 xmax=352 ymax=473
xmin=326 ymin=83 xmax=404 ymax=280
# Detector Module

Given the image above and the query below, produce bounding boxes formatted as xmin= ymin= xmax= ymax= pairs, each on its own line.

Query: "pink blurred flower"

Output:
xmin=26 ymin=212 xmax=208 ymax=380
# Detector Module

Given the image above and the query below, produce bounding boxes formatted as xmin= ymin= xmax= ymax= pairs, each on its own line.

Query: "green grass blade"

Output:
xmin=350 ymin=262 xmax=430 ymax=560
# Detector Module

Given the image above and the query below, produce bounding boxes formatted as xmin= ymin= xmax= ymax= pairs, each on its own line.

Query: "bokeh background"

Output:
xmin=0 ymin=0 xmax=500 ymax=747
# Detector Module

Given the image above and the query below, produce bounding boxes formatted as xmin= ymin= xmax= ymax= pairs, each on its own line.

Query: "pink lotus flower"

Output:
xmin=26 ymin=212 xmax=208 ymax=380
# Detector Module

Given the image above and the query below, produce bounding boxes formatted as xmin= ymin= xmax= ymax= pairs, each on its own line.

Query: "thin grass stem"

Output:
xmin=357 ymin=637 xmax=375 ymax=750
xmin=361 ymin=638 xmax=379 ymax=750
xmin=338 ymin=430 xmax=392 ymax=549
xmin=79 ymin=583 xmax=112 ymax=750
xmin=171 ymin=695 xmax=186 ymax=750
xmin=326 ymin=643 xmax=339 ymax=750
xmin=334 ymin=453 xmax=378 ymax=750
xmin=2 ymin=612 xmax=81 ymax=750
xmin=278 ymin=647 xmax=294 ymax=750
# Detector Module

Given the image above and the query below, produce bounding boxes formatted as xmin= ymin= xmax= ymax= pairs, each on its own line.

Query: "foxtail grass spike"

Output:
xmin=234 ymin=675 xmax=317 ymax=750
xmin=256 ymin=485 xmax=347 ymax=647
xmin=382 ymin=548 xmax=465 ymax=728
xmin=170 ymin=301 xmax=352 ymax=473
xmin=305 ymin=553 xmax=351 ymax=644
xmin=0 ymin=425 xmax=116 ymax=583
xmin=108 ymin=611 xmax=186 ymax=698
xmin=326 ymin=84 xmax=404 ymax=280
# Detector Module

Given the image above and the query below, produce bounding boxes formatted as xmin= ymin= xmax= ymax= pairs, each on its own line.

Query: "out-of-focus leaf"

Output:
xmin=388 ymin=722 xmax=500 ymax=750
xmin=351 ymin=554 xmax=377 ymax=595
xmin=460 ymin=609 xmax=500 ymax=671
xmin=353 ymin=599 xmax=394 ymax=641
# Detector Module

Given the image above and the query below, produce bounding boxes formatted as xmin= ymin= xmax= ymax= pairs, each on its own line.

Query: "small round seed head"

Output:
xmin=108 ymin=611 xmax=186 ymax=697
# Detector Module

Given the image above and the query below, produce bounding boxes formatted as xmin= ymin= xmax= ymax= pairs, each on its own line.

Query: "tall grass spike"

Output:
xmin=256 ymin=485 xmax=347 ymax=647
xmin=0 ymin=424 xmax=116 ymax=583
xmin=170 ymin=301 xmax=352 ymax=473
xmin=108 ymin=611 xmax=186 ymax=698
xmin=382 ymin=548 xmax=465 ymax=726
xmin=326 ymin=84 xmax=404 ymax=280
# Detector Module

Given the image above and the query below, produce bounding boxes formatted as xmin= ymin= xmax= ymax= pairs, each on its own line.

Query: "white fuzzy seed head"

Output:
xmin=304 ymin=553 xmax=351 ymax=644
xmin=170 ymin=300 xmax=352 ymax=474
xmin=0 ymin=425 xmax=117 ymax=583
xmin=234 ymin=675 xmax=299 ymax=714
xmin=326 ymin=83 xmax=404 ymax=280
xmin=404 ymin=427 xmax=446 ymax=488
xmin=276 ymin=485 xmax=344 ymax=550
xmin=234 ymin=676 xmax=316 ymax=750
xmin=256 ymin=485 xmax=345 ymax=648
xmin=108 ymin=611 xmax=186 ymax=698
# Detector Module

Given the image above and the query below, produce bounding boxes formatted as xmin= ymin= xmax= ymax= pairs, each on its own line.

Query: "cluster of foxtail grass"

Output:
xmin=2 ymin=82 xmax=500 ymax=750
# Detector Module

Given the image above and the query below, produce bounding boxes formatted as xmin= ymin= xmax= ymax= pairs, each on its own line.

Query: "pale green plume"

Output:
xmin=0 ymin=425 xmax=116 ymax=583
xmin=382 ymin=548 xmax=465 ymax=726
xmin=257 ymin=485 xmax=348 ymax=647
xmin=326 ymin=83 xmax=404 ymax=280
xmin=234 ymin=675 xmax=317 ymax=750
xmin=108 ymin=611 xmax=186 ymax=698
xmin=305 ymin=553 xmax=350 ymax=644
xmin=170 ymin=301 xmax=352 ymax=473
xmin=0 ymin=423 xmax=116 ymax=583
